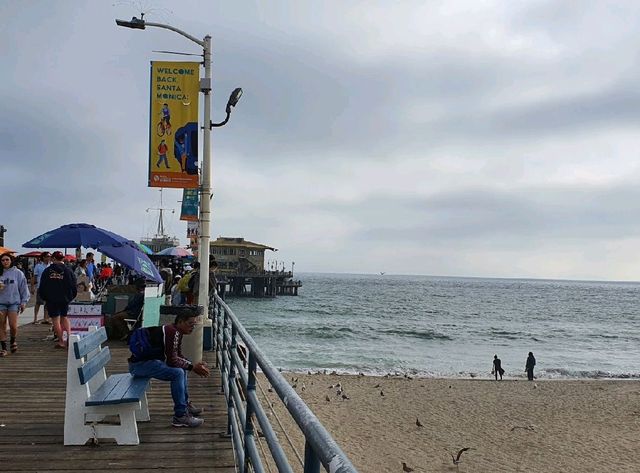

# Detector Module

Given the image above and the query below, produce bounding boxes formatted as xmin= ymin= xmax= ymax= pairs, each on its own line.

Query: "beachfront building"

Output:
xmin=210 ymin=237 xmax=275 ymax=274
xmin=210 ymin=237 xmax=301 ymax=297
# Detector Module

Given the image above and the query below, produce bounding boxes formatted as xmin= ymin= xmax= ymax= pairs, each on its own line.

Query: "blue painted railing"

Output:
xmin=211 ymin=293 xmax=359 ymax=473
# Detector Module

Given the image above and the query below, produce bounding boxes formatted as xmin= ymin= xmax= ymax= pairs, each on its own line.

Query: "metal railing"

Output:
xmin=211 ymin=293 xmax=359 ymax=473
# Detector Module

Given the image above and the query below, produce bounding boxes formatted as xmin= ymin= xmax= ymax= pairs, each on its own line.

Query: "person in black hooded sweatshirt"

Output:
xmin=38 ymin=251 xmax=77 ymax=349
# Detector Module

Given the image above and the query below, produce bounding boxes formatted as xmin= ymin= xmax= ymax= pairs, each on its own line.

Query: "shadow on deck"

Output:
xmin=1 ymin=323 xmax=236 ymax=473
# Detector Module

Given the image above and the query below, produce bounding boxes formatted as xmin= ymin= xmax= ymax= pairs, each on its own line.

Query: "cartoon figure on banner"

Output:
xmin=174 ymin=124 xmax=198 ymax=175
xmin=175 ymin=133 xmax=188 ymax=172
xmin=157 ymin=103 xmax=172 ymax=137
xmin=156 ymin=139 xmax=169 ymax=169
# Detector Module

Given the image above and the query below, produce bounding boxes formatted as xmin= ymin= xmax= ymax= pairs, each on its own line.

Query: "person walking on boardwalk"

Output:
xmin=128 ymin=311 xmax=210 ymax=427
xmin=38 ymin=251 xmax=77 ymax=349
xmin=0 ymin=253 xmax=30 ymax=356
xmin=31 ymin=251 xmax=51 ymax=324
xmin=525 ymin=351 xmax=536 ymax=381
xmin=492 ymin=354 xmax=504 ymax=380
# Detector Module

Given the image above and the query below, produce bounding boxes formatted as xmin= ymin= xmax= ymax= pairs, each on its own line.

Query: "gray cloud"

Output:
xmin=2 ymin=1 xmax=640 ymax=280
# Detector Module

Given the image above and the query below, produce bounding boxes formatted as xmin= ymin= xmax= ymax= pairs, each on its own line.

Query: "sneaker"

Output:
xmin=172 ymin=414 xmax=204 ymax=428
xmin=187 ymin=402 xmax=203 ymax=416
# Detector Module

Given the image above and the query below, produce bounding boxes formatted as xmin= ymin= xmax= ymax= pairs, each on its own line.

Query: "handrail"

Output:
xmin=211 ymin=293 xmax=359 ymax=473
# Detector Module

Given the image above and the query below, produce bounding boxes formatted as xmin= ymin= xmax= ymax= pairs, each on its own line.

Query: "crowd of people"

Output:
xmin=0 ymin=249 xmax=217 ymax=354
xmin=0 ymin=249 xmax=216 ymax=428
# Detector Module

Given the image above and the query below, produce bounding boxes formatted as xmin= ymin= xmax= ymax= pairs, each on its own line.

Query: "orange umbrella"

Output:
xmin=0 ymin=246 xmax=16 ymax=254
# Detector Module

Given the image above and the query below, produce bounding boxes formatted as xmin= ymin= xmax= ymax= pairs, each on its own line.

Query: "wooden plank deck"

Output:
xmin=1 ymin=323 xmax=237 ymax=473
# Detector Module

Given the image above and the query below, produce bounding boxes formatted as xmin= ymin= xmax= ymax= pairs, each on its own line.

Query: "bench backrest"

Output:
xmin=73 ymin=326 xmax=108 ymax=359
xmin=71 ymin=327 xmax=111 ymax=386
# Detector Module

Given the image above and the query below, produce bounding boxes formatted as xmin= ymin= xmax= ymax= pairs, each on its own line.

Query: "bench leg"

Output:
xmin=93 ymin=408 xmax=140 ymax=445
xmin=65 ymin=404 xmax=141 ymax=446
xmin=136 ymin=392 xmax=150 ymax=422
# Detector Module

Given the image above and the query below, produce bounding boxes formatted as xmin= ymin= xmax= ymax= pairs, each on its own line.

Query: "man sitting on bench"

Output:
xmin=128 ymin=312 xmax=210 ymax=427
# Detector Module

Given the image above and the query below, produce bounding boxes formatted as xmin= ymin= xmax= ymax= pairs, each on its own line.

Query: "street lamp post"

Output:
xmin=116 ymin=16 xmax=241 ymax=362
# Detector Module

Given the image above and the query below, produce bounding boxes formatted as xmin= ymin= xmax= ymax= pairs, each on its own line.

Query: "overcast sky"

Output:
xmin=2 ymin=0 xmax=640 ymax=280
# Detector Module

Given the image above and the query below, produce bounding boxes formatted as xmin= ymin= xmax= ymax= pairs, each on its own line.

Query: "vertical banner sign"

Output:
xmin=188 ymin=222 xmax=199 ymax=255
xmin=180 ymin=189 xmax=199 ymax=221
xmin=149 ymin=61 xmax=200 ymax=189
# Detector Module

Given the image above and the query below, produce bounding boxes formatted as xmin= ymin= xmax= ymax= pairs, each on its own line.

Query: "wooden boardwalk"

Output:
xmin=1 ymin=323 xmax=237 ymax=473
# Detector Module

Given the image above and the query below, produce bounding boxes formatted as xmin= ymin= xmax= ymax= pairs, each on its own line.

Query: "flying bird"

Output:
xmin=450 ymin=447 xmax=473 ymax=465
xmin=401 ymin=462 xmax=414 ymax=472
xmin=416 ymin=418 xmax=423 ymax=427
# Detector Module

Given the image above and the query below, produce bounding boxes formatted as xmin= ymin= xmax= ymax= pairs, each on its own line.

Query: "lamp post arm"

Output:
xmin=142 ymin=21 xmax=205 ymax=48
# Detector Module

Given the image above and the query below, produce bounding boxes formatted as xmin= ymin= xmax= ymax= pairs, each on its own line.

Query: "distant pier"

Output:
xmin=218 ymin=270 xmax=302 ymax=297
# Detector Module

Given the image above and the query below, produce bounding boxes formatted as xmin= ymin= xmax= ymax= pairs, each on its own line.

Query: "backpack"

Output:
xmin=129 ymin=326 xmax=165 ymax=361
xmin=177 ymin=271 xmax=193 ymax=294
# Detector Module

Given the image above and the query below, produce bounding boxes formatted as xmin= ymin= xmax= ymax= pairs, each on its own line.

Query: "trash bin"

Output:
xmin=159 ymin=305 xmax=204 ymax=363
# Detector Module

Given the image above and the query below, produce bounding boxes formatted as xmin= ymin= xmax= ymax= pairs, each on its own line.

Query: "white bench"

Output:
xmin=64 ymin=326 xmax=151 ymax=445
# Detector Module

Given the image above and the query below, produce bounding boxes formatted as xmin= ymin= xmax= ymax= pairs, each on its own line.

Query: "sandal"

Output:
xmin=0 ymin=350 xmax=7 ymax=357
xmin=54 ymin=343 xmax=67 ymax=349
xmin=10 ymin=342 xmax=17 ymax=354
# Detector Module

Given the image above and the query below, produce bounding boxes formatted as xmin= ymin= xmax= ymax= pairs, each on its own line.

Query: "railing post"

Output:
xmin=220 ymin=309 xmax=229 ymax=393
xmin=225 ymin=314 xmax=234 ymax=437
xmin=243 ymin=353 xmax=257 ymax=473
xmin=303 ymin=441 xmax=321 ymax=473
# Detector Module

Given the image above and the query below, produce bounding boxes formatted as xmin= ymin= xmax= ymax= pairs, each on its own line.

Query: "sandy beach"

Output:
xmin=255 ymin=374 xmax=640 ymax=473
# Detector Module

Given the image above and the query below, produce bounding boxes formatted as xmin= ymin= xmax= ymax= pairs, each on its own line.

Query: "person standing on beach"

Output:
xmin=0 ymin=253 xmax=30 ymax=356
xmin=38 ymin=251 xmax=77 ymax=349
xmin=525 ymin=352 xmax=536 ymax=381
xmin=32 ymin=252 xmax=51 ymax=324
xmin=492 ymin=354 xmax=504 ymax=380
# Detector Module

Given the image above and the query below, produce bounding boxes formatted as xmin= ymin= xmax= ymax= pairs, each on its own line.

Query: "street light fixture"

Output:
xmin=211 ymin=88 xmax=243 ymax=128
xmin=116 ymin=14 xmax=241 ymax=361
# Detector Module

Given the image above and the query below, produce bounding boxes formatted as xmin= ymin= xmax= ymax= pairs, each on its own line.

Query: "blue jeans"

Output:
xmin=129 ymin=360 xmax=189 ymax=417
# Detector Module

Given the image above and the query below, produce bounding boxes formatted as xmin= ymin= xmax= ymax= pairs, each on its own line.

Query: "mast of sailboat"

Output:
xmin=146 ymin=189 xmax=174 ymax=237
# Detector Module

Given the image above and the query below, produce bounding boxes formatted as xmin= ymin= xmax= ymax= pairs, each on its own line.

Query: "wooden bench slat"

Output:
xmin=86 ymin=373 xmax=150 ymax=406
xmin=77 ymin=347 xmax=111 ymax=385
xmin=73 ymin=326 xmax=108 ymax=359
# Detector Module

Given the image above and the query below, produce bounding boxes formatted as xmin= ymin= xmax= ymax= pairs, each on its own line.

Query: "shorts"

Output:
xmin=36 ymin=291 xmax=46 ymax=306
xmin=0 ymin=303 xmax=20 ymax=313
xmin=47 ymin=301 xmax=70 ymax=317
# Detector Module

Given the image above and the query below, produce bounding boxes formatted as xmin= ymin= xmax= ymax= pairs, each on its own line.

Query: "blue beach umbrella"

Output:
xmin=99 ymin=241 xmax=163 ymax=283
xmin=23 ymin=223 xmax=127 ymax=248
xmin=23 ymin=223 xmax=163 ymax=283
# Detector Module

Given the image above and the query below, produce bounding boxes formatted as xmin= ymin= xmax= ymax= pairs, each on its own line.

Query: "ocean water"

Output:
xmin=225 ymin=273 xmax=640 ymax=379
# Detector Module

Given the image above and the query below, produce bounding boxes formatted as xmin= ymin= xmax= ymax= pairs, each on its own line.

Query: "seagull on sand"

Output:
xmin=449 ymin=447 xmax=473 ymax=465
xmin=416 ymin=418 xmax=423 ymax=427
xmin=401 ymin=462 xmax=414 ymax=472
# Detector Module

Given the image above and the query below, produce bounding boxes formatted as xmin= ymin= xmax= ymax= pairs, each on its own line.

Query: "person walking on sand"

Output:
xmin=38 ymin=251 xmax=77 ymax=349
xmin=0 ymin=253 xmax=30 ymax=356
xmin=492 ymin=354 xmax=504 ymax=380
xmin=525 ymin=351 xmax=536 ymax=381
